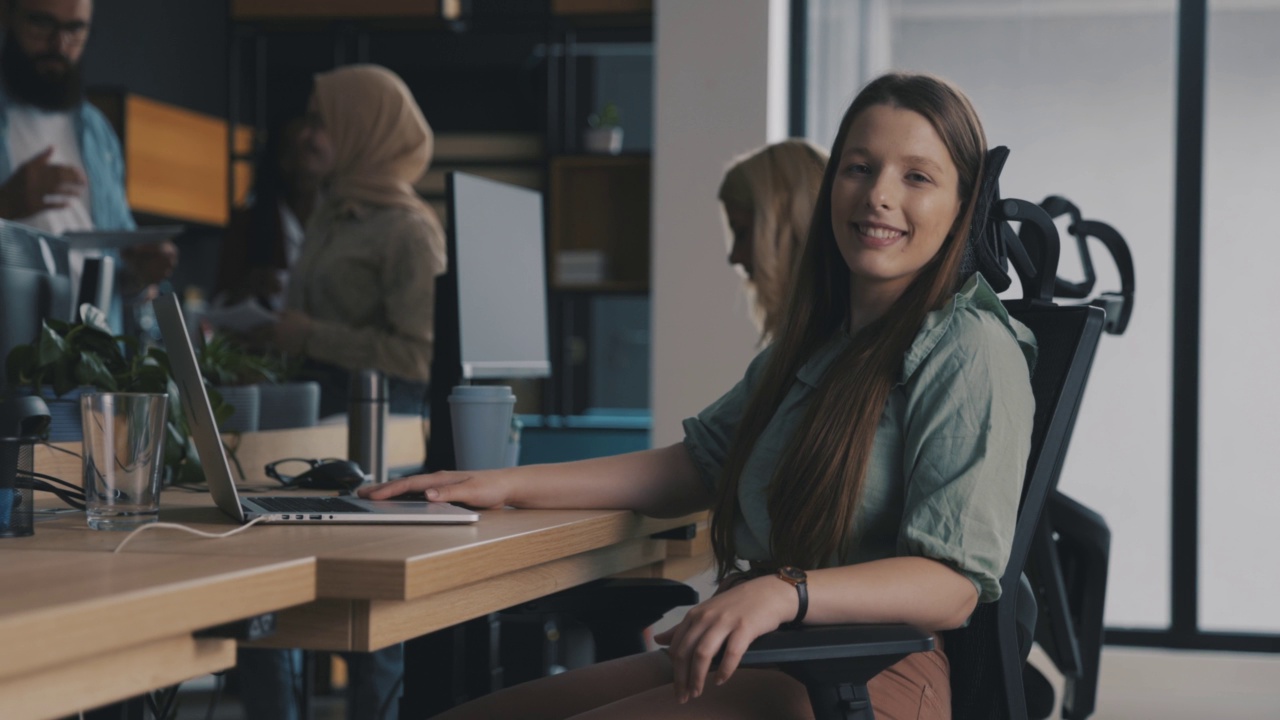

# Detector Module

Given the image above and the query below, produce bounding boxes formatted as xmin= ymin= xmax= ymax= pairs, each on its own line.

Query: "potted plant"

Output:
xmin=583 ymin=102 xmax=623 ymax=155
xmin=4 ymin=307 xmax=169 ymax=440
xmin=195 ymin=332 xmax=280 ymax=433
xmin=255 ymin=354 xmax=321 ymax=431
xmin=3 ymin=304 xmax=231 ymax=486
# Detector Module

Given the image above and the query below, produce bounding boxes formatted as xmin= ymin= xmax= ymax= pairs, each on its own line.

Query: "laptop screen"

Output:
xmin=153 ymin=293 xmax=246 ymax=522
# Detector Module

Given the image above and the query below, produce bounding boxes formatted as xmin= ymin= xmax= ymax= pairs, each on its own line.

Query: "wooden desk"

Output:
xmin=12 ymin=494 xmax=701 ymax=653
xmin=32 ymin=415 xmax=428 ymax=488
xmin=0 ymin=550 xmax=316 ymax=720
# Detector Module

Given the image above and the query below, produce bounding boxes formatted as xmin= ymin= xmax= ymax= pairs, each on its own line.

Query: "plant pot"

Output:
xmin=15 ymin=386 xmax=89 ymax=442
xmin=214 ymin=385 xmax=260 ymax=433
xmin=583 ymin=126 xmax=623 ymax=155
xmin=256 ymin=381 xmax=321 ymax=431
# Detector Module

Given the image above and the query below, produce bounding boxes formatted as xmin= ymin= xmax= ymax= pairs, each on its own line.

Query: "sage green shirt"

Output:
xmin=682 ymin=274 xmax=1037 ymax=603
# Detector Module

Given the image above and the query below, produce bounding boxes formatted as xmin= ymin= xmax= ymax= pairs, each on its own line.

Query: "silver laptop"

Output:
xmin=154 ymin=293 xmax=479 ymax=524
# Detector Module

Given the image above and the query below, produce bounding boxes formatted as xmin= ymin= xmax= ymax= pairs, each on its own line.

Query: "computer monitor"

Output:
xmin=451 ymin=172 xmax=551 ymax=380
xmin=0 ymin=221 xmax=72 ymax=372
xmin=424 ymin=172 xmax=551 ymax=472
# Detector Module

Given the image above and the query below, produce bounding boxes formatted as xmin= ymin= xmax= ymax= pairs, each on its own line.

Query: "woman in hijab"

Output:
xmin=267 ymin=64 xmax=447 ymax=417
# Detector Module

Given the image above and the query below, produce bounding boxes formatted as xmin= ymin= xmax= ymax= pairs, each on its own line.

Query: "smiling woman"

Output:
xmin=361 ymin=72 xmax=1036 ymax=720
xmin=832 ymin=104 xmax=964 ymax=333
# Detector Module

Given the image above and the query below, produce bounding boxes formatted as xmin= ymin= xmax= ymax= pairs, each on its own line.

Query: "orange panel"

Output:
xmin=122 ymin=96 xmax=253 ymax=227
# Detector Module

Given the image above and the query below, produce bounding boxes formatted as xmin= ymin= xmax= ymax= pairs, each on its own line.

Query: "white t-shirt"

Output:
xmin=6 ymin=104 xmax=97 ymax=285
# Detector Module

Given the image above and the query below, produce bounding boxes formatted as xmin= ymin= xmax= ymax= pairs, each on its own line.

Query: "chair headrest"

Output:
xmin=960 ymin=146 xmax=1014 ymax=293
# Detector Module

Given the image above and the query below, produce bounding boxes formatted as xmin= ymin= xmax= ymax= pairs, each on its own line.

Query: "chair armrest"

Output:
xmin=740 ymin=624 xmax=934 ymax=720
xmin=740 ymin=623 xmax=933 ymax=665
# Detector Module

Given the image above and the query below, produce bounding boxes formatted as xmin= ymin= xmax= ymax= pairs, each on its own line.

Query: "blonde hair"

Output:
xmin=719 ymin=139 xmax=828 ymax=342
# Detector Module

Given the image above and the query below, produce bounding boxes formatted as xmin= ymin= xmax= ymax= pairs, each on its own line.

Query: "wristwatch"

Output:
xmin=776 ymin=566 xmax=809 ymax=625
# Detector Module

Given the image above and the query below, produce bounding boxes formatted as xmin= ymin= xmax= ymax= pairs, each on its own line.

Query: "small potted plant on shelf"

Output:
xmin=584 ymin=102 xmax=623 ymax=155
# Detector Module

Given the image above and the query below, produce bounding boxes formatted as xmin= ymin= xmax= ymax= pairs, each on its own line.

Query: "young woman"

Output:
xmin=362 ymin=72 xmax=1037 ymax=720
xmin=719 ymin=139 xmax=828 ymax=343
xmin=253 ymin=64 xmax=446 ymax=720
xmin=266 ymin=63 xmax=447 ymax=418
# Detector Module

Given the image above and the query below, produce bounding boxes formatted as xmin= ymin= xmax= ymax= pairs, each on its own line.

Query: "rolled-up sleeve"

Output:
xmin=681 ymin=346 xmax=774 ymax=496
xmin=897 ymin=309 xmax=1035 ymax=603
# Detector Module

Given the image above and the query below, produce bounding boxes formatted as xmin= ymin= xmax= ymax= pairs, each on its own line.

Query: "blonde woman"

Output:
xmin=719 ymin=139 xmax=828 ymax=342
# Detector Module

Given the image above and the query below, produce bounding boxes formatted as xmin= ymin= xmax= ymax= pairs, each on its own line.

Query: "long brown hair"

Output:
xmin=718 ymin=140 xmax=829 ymax=343
xmin=710 ymin=73 xmax=988 ymax=579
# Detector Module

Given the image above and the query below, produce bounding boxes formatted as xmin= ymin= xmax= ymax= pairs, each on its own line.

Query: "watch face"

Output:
xmin=779 ymin=566 xmax=806 ymax=583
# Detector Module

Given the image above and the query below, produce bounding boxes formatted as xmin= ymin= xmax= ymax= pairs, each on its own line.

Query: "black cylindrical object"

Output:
xmin=347 ymin=369 xmax=388 ymax=484
xmin=1 ymin=396 xmax=47 ymax=538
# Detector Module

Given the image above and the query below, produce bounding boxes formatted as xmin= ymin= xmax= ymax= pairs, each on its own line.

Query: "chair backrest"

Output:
xmin=944 ymin=301 xmax=1105 ymax=720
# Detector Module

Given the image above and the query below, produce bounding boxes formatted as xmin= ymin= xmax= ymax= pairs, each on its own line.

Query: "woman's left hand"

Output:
xmin=653 ymin=574 xmax=798 ymax=703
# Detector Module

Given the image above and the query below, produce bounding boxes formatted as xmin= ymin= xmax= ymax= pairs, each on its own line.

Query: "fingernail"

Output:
xmin=426 ymin=489 xmax=438 ymax=499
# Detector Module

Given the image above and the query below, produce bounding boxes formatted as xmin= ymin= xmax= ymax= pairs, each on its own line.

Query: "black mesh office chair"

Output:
xmin=737 ymin=157 xmax=1122 ymax=720
xmin=1020 ymin=196 xmax=1133 ymax=720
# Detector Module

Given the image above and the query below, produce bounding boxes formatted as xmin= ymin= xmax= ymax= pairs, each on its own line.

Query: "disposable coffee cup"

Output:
xmin=449 ymin=386 xmax=517 ymax=471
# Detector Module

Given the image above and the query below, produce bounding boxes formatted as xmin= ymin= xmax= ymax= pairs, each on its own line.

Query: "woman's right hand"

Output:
xmin=356 ymin=470 xmax=513 ymax=509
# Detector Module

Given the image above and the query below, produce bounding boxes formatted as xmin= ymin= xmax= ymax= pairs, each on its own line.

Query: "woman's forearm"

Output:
xmin=802 ymin=556 xmax=979 ymax=631
xmin=503 ymin=443 xmax=712 ymax=518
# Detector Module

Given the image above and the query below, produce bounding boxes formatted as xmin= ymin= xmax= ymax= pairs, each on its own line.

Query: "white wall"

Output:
xmin=650 ymin=0 xmax=790 ymax=446
xmin=1199 ymin=6 xmax=1280 ymax=633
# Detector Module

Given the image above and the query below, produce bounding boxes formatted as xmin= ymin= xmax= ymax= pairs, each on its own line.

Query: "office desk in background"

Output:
xmin=0 ymin=550 xmax=316 ymax=720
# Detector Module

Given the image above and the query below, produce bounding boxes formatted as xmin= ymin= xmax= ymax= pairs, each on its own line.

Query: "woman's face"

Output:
xmin=723 ymin=201 xmax=754 ymax=279
xmin=295 ymin=94 xmax=336 ymax=178
xmin=829 ymin=104 xmax=962 ymax=298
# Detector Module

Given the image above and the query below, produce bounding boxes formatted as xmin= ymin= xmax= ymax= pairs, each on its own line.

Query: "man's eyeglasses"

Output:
xmin=19 ymin=12 xmax=90 ymax=46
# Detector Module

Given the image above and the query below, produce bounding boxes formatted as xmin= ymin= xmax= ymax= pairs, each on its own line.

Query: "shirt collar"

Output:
xmin=794 ymin=273 xmax=1036 ymax=390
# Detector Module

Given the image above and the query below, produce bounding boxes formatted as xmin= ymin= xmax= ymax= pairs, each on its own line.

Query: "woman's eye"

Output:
xmin=844 ymin=163 xmax=871 ymax=175
xmin=907 ymin=172 xmax=932 ymax=183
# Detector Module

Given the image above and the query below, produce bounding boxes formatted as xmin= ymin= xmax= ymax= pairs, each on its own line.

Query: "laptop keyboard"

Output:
xmin=251 ymin=497 xmax=371 ymax=514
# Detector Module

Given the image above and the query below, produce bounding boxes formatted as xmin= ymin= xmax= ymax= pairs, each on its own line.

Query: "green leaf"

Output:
xmin=127 ymin=364 xmax=169 ymax=394
xmin=36 ymin=323 xmax=67 ymax=366
xmin=6 ymin=344 xmax=34 ymax=385
xmin=207 ymin=386 xmax=235 ymax=428
xmin=79 ymin=303 xmax=112 ymax=334
xmin=51 ymin=357 xmax=76 ymax=397
xmin=75 ymin=352 xmax=117 ymax=391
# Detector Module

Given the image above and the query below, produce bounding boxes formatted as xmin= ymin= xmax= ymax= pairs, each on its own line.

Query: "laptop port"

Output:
xmin=310 ymin=515 xmax=322 ymax=520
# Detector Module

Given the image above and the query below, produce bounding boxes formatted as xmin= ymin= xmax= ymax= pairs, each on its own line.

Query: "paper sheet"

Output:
xmin=202 ymin=299 xmax=278 ymax=333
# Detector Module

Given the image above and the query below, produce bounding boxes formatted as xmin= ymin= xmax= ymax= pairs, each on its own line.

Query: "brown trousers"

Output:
xmin=864 ymin=640 xmax=951 ymax=720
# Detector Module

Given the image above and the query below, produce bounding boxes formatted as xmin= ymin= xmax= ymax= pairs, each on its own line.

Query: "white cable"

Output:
xmin=112 ymin=516 xmax=269 ymax=554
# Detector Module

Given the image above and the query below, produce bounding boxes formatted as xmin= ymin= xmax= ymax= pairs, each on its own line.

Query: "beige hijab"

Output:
xmin=313 ymin=64 xmax=441 ymax=235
